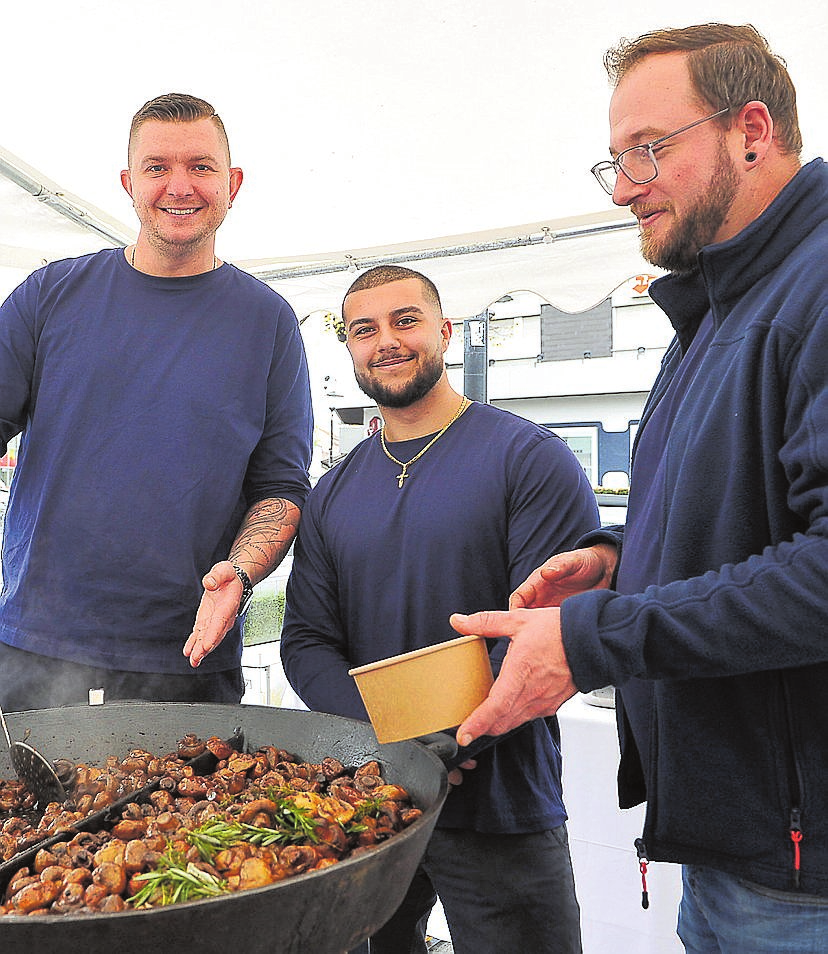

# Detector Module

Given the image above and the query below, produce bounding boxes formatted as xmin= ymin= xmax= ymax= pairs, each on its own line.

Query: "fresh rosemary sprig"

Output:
xmin=129 ymin=853 xmax=228 ymax=908
xmin=185 ymin=800 xmax=320 ymax=864
xmin=270 ymin=798 xmax=320 ymax=843
xmin=187 ymin=818 xmax=248 ymax=862
xmin=345 ymin=796 xmax=385 ymax=833
xmin=351 ymin=796 xmax=384 ymax=821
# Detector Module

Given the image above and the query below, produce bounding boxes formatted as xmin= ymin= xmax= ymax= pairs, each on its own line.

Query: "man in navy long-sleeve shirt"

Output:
xmin=282 ymin=265 xmax=598 ymax=954
xmin=0 ymin=93 xmax=312 ymax=708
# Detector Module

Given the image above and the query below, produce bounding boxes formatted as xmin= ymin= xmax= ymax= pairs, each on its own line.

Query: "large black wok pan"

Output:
xmin=0 ymin=702 xmax=450 ymax=954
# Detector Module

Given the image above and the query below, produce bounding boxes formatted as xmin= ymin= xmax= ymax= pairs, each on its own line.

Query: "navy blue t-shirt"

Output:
xmin=0 ymin=249 xmax=312 ymax=673
xmin=282 ymin=401 xmax=599 ymax=832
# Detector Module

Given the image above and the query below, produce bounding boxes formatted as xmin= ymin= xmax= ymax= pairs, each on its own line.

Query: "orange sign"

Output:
xmin=633 ymin=274 xmax=658 ymax=294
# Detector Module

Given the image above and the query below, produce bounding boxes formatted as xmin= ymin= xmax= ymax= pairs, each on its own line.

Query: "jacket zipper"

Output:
xmin=781 ymin=677 xmax=805 ymax=889
xmin=631 ymin=689 xmax=658 ymax=911
xmin=790 ymin=807 xmax=803 ymax=889
xmin=634 ymin=837 xmax=650 ymax=909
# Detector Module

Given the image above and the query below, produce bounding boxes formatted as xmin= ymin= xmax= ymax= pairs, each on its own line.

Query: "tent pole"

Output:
xmin=246 ymin=220 xmax=637 ymax=283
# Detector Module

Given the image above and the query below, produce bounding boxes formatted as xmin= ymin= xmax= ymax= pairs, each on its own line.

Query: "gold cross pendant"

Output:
xmin=396 ymin=465 xmax=410 ymax=488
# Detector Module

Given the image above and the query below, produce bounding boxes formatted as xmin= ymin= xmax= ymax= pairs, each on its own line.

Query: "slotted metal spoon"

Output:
xmin=0 ymin=702 xmax=66 ymax=805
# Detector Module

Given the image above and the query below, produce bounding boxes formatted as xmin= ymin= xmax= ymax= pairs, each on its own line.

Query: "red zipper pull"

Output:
xmin=790 ymin=809 xmax=803 ymax=889
xmin=635 ymin=837 xmax=650 ymax=909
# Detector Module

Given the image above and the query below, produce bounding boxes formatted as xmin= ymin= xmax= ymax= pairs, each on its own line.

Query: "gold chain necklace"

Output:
xmin=129 ymin=245 xmax=217 ymax=271
xmin=380 ymin=397 xmax=469 ymax=488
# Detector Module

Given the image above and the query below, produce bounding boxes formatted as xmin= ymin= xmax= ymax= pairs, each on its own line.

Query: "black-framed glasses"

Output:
xmin=590 ymin=106 xmax=731 ymax=195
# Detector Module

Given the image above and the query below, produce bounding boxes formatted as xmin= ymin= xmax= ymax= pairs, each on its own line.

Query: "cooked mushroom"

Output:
xmin=0 ymin=734 xmax=419 ymax=918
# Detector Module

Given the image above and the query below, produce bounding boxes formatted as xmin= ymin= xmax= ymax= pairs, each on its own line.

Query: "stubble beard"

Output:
xmin=354 ymin=350 xmax=445 ymax=409
xmin=149 ymin=220 xmax=219 ymax=257
xmin=640 ymin=142 xmax=740 ymax=274
xmin=137 ymin=200 xmax=227 ymax=260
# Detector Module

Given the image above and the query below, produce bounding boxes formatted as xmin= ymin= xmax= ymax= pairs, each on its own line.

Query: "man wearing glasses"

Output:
xmin=451 ymin=23 xmax=828 ymax=953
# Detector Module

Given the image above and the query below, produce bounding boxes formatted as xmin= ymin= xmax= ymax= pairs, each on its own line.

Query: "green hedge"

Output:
xmin=242 ymin=590 xmax=286 ymax=647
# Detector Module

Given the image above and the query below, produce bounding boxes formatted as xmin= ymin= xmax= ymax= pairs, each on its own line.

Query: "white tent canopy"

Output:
xmin=242 ymin=210 xmax=649 ymax=318
xmin=0 ymin=1 xmax=824 ymax=315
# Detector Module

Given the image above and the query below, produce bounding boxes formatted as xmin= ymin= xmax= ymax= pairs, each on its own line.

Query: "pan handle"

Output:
xmin=414 ymin=732 xmax=459 ymax=766
xmin=415 ymin=727 xmax=525 ymax=770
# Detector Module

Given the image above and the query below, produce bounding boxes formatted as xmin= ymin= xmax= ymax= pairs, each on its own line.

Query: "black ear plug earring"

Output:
xmin=745 ymin=151 xmax=758 ymax=162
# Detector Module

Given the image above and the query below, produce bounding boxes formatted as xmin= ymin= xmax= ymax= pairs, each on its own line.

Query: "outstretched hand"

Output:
xmin=184 ymin=561 xmax=243 ymax=668
xmin=450 ymin=607 xmax=577 ymax=746
xmin=509 ymin=543 xmax=617 ymax=610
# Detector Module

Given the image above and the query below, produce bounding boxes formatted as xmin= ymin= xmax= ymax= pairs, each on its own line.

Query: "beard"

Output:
xmin=638 ymin=141 xmax=739 ymax=273
xmin=354 ymin=349 xmax=445 ymax=409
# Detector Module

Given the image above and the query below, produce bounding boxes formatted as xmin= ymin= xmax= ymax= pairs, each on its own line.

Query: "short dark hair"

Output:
xmin=128 ymin=93 xmax=232 ymax=165
xmin=604 ymin=23 xmax=802 ymax=156
xmin=343 ymin=265 xmax=442 ymax=316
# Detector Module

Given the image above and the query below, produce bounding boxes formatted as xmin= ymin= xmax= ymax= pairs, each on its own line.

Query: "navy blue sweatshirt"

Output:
xmin=563 ymin=159 xmax=828 ymax=895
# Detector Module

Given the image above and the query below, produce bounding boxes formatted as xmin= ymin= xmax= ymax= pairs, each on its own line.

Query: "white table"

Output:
xmin=559 ymin=694 xmax=683 ymax=953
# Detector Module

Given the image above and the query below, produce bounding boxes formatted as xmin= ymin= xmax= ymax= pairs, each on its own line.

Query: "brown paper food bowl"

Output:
xmin=349 ymin=635 xmax=494 ymax=743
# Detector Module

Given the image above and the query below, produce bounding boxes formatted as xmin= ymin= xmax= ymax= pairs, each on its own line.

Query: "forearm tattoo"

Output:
xmin=228 ymin=497 xmax=301 ymax=579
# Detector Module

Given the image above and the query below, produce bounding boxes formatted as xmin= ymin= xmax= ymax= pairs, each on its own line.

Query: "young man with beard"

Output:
xmin=451 ymin=23 xmax=828 ymax=953
xmin=0 ymin=94 xmax=312 ymax=707
xmin=281 ymin=265 xmax=599 ymax=954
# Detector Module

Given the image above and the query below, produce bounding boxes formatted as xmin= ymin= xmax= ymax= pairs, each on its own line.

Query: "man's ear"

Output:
xmin=441 ymin=317 xmax=452 ymax=352
xmin=738 ymin=101 xmax=774 ymax=162
xmin=120 ymin=169 xmax=133 ymax=200
xmin=228 ymin=167 xmax=244 ymax=205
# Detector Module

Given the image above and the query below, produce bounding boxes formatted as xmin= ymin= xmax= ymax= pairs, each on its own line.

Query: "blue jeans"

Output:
xmin=679 ymin=864 xmax=828 ymax=953
xmin=352 ymin=824 xmax=582 ymax=954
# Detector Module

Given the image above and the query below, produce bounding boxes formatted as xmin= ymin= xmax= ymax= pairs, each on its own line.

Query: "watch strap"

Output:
xmin=232 ymin=564 xmax=254 ymax=616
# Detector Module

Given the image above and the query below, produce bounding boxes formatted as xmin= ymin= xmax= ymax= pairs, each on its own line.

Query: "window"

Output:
xmin=548 ymin=425 xmax=598 ymax=485
xmin=540 ymin=299 xmax=612 ymax=362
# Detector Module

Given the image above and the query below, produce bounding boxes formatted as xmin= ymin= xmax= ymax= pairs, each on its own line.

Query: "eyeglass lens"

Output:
xmin=617 ymin=147 xmax=657 ymax=183
xmin=597 ymin=147 xmax=657 ymax=192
